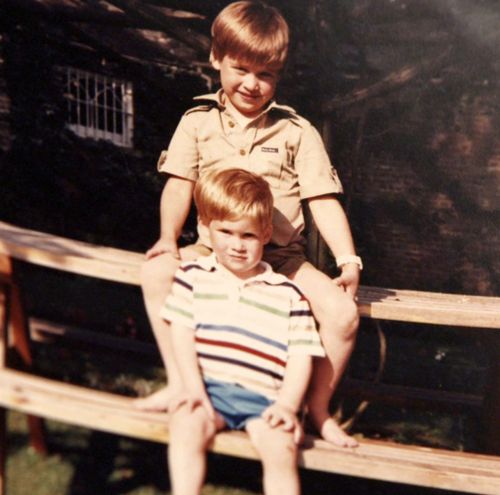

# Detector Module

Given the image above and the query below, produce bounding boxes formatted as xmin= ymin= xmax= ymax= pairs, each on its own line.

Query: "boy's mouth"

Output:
xmin=238 ymin=91 xmax=261 ymax=101
xmin=229 ymin=254 xmax=247 ymax=261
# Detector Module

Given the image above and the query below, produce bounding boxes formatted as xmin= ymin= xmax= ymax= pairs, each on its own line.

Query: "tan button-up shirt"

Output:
xmin=158 ymin=91 xmax=343 ymax=247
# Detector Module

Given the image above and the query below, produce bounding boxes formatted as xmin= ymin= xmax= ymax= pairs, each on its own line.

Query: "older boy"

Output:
xmin=137 ymin=0 xmax=361 ymax=447
xmin=165 ymin=168 xmax=324 ymax=495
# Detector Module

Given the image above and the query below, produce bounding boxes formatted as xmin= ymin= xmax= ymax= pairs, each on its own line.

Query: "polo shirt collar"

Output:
xmin=197 ymin=252 xmax=282 ymax=285
xmin=193 ymin=90 xmax=295 ymax=119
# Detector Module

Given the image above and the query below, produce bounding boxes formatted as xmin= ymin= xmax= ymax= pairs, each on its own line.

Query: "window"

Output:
xmin=65 ymin=68 xmax=134 ymax=147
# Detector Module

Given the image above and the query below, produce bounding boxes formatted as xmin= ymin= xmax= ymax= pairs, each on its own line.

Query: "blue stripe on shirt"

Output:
xmin=290 ymin=309 xmax=313 ymax=317
xmin=196 ymin=324 xmax=287 ymax=352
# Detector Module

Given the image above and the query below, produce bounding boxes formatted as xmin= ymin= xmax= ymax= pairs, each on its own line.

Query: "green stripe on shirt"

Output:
xmin=164 ymin=302 xmax=193 ymax=319
xmin=289 ymin=338 xmax=318 ymax=346
xmin=240 ymin=296 xmax=289 ymax=318
xmin=194 ymin=293 xmax=228 ymax=300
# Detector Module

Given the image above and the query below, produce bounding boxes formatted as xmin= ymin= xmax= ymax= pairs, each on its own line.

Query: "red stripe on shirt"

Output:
xmin=195 ymin=336 xmax=286 ymax=368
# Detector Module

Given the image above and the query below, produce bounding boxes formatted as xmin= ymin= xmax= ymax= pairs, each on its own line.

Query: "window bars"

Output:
xmin=65 ymin=68 xmax=134 ymax=147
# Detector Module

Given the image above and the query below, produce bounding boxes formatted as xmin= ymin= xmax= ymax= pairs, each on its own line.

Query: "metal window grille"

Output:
xmin=65 ymin=68 xmax=134 ymax=147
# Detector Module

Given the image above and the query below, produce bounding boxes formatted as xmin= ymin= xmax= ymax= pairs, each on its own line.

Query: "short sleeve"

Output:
xmin=287 ymin=292 xmax=325 ymax=357
xmin=160 ymin=266 xmax=195 ymax=329
xmin=294 ymin=122 xmax=343 ymax=199
xmin=157 ymin=112 xmax=201 ymax=181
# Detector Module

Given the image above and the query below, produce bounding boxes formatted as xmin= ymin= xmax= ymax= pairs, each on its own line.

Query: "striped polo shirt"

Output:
xmin=161 ymin=254 xmax=325 ymax=401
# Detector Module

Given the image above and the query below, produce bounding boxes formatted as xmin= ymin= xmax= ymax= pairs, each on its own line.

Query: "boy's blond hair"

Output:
xmin=194 ymin=168 xmax=273 ymax=233
xmin=211 ymin=1 xmax=289 ymax=69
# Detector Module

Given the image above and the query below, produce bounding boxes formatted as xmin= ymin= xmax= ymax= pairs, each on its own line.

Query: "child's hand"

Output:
xmin=261 ymin=403 xmax=304 ymax=444
xmin=145 ymin=238 xmax=180 ymax=260
xmin=169 ymin=390 xmax=215 ymax=420
xmin=168 ymin=390 xmax=191 ymax=412
xmin=332 ymin=263 xmax=360 ymax=298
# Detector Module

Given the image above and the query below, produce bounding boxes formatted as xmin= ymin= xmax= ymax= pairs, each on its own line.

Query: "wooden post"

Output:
xmin=7 ymin=277 xmax=32 ymax=367
xmin=1 ymin=280 xmax=7 ymax=495
xmin=0 ymin=283 xmax=7 ymax=368
xmin=0 ymin=254 xmax=47 ymax=454
xmin=0 ymin=407 xmax=5 ymax=495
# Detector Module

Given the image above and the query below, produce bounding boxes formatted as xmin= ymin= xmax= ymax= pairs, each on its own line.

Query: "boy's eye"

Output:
xmin=259 ymin=72 xmax=274 ymax=80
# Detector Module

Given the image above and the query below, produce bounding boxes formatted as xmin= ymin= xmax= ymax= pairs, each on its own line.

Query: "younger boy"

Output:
xmin=137 ymin=1 xmax=361 ymax=447
xmin=164 ymin=168 xmax=324 ymax=495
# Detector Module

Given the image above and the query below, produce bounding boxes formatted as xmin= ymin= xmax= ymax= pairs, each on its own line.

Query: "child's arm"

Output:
xmin=146 ymin=176 xmax=195 ymax=260
xmin=170 ymin=320 xmax=215 ymax=418
xmin=307 ymin=195 xmax=361 ymax=297
xmin=262 ymin=355 xmax=312 ymax=444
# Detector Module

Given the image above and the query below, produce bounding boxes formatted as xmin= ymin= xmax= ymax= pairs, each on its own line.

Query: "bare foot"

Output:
xmin=318 ymin=416 xmax=358 ymax=448
xmin=133 ymin=386 xmax=172 ymax=411
xmin=307 ymin=408 xmax=358 ymax=447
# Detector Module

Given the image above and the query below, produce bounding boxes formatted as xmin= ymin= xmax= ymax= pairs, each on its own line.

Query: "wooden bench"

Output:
xmin=1 ymin=220 xmax=500 ymax=495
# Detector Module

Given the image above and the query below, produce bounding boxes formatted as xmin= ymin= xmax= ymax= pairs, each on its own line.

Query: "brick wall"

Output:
xmin=339 ymin=89 xmax=500 ymax=296
xmin=0 ymin=34 xmax=12 ymax=152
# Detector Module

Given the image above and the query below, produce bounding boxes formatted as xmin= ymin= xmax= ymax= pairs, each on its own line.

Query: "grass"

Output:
xmin=6 ymin=411 xmax=259 ymax=495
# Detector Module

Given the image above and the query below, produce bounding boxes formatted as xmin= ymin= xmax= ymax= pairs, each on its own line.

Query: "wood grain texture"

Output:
xmin=1 ymin=368 xmax=499 ymax=494
xmin=1 ymin=221 xmax=499 ymax=328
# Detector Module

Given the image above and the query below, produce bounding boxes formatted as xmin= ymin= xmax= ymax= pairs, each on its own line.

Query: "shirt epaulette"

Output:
xmin=268 ymin=102 xmax=305 ymax=127
xmin=184 ymin=102 xmax=218 ymax=116
xmin=184 ymin=93 xmax=221 ymax=115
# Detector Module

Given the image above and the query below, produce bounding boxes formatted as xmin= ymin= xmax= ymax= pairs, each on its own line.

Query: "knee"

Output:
xmin=170 ymin=406 xmax=216 ymax=444
xmin=140 ymin=254 xmax=178 ymax=295
xmin=262 ymin=437 xmax=297 ymax=469
xmin=317 ymin=293 xmax=359 ymax=342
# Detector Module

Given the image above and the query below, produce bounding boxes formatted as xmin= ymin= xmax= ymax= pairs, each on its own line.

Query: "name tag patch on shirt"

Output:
xmin=261 ymin=146 xmax=279 ymax=153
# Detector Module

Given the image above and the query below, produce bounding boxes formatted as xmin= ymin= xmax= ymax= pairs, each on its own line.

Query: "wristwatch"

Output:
xmin=336 ymin=254 xmax=363 ymax=270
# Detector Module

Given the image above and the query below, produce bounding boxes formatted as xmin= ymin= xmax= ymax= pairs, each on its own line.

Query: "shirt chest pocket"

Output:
xmin=251 ymin=145 xmax=295 ymax=190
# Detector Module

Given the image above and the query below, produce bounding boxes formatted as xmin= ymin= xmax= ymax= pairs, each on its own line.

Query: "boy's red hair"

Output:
xmin=194 ymin=168 xmax=274 ymax=233
xmin=211 ymin=1 xmax=289 ymax=69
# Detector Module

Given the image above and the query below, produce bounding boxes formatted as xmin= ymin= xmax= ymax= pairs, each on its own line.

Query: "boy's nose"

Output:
xmin=243 ymin=74 xmax=259 ymax=91
xmin=230 ymin=237 xmax=245 ymax=251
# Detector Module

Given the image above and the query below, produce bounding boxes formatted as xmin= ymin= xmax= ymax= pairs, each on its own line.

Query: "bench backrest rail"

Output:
xmin=1 ymin=221 xmax=499 ymax=329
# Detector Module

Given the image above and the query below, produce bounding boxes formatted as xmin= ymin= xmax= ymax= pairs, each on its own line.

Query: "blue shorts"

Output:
xmin=204 ymin=378 xmax=273 ymax=430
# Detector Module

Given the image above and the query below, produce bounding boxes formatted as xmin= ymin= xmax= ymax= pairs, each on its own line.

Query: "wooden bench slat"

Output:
xmin=357 ymin=286 xmax=500 ymax=328
xmin=1 ymin=368 xmax=499 ymax=495
xmin=0 ymin=221 xmax=143 ymax=285
xmin=358 ymin=296 xmax=500 ymax=328
xmin=1 ymin=221 xmax=499 ymax=328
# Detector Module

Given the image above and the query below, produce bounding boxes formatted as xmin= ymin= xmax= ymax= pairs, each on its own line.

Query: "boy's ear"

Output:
xmin=210 ymin=50 xmax=221 ymax=70
xmin=263 ymin=225 xmax=273 ymax=244
xmin=199 ymin=218 xmax=210 ymax=238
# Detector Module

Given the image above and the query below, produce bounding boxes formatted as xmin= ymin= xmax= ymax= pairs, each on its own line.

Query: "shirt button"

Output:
xmin=228 ymin=121 xmax=235 ymax=128
xmin=239 ymin=149 xmax=246 ymax=156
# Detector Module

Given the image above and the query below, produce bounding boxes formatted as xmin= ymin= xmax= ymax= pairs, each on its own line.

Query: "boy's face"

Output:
xmin=203 ymin=215 xmax=272 ymax=280
xmin=211 ymin=55 xmax=280 ymax=118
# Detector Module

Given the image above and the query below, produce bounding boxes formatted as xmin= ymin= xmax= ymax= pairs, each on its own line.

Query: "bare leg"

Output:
xmin=290 ymin=262 xmax=359 ymax=447
xmin=134 ymin=245 xmax=210 ymax=411
xmin=168 ymin=404 xmax=224 ymax=495
xmin=246 ymin=418 xmax=300 ymax=495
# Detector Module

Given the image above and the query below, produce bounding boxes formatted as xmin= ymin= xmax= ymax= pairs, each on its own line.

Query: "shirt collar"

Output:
xmin=197 ymin=252 xmax=281 ymax=285
xmin=193 ymin=89 xmax=295 ymax=120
